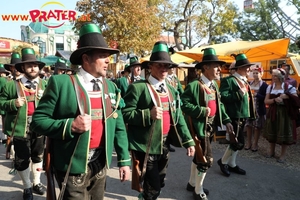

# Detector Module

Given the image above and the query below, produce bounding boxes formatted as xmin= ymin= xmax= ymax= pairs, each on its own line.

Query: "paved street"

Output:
xmin=1 ymin=140 xmax=299 ymax=200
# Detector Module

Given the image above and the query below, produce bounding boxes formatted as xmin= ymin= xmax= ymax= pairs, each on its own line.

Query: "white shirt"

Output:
xmin=200 ymin=75 xmax=212 ymax=88
xmin=148 ymin=75 xmax=167 ymax=92
xmin=77 ymin=68 xmax=103 ymax=92
xmin=21 ymin=76 xmax=39 ymax=88
xmin=266 ymin=83 xmax=296 ymax=95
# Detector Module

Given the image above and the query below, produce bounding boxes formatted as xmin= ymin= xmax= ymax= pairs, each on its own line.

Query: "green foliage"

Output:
xmin=74 ymin=0 xmax=162 ymax=56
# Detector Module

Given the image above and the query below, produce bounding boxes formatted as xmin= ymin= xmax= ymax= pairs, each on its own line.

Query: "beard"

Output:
xmin=24 ymin=71 xmax=39 ymax=80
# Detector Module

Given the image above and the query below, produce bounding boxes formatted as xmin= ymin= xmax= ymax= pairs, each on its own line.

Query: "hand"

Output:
xmin=119 ymin=166 xmax=130 ymax=182
xmin=225 ymin=123 xmax=234 ymax=134
xmin=186 ymin=146 xmax=195 ymax=157
xmin=206 ymin=107 xmax=211 ymax=117
xmin=71 ymin=114 xmax=91 ymax=133
xmin=150 ymin=106 xmax=163 ymax=120
xmin=279 ymin=93 xmax=288 ymax=99
xmin=274 ymin=97 xmax=283 ymax=103
xmin=15 ymin=97 xmax=26 ymax=107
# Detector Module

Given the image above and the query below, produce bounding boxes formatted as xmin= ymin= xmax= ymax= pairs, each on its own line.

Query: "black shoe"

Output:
xmin=186 ymin=183 xmax=209 ymax=196
xmin=23 ymin=188 xmax=33 ymax=200
xmin=32 ymin=183 xmax=46 ymax=195
xmin=228 ymin=165 xmax=246 ymax=175
xmin=186 ymin=182 xmax=194 ymax=191
xmin=193 ymin=191 xmax=208 ymax=200
xmin=217 ymin=159 xmax=230 ymax=177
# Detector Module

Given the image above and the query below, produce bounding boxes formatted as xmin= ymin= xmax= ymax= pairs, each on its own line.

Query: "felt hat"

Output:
xmin=128 ymin=56 xmax=141 ymax=68
xmin=4 ymin=52 xmax=22 ymax=71
xmin=141 ymin=41 xmax=178 ymax=69
xmin=0 ymin=64 xmax=10 ymax=76
xmin=124 ymin=64 xmax=131 ymax=73
xmin=232 ymin=53 xmax=254 ymax=68
xmin=54 ymin=58 xmax=68 ymax=70
xmin=195 ymin=48 xmax=226 ymax=69
xmin=15 ymin=48 xmax=45 ymax=73
xmin=70 ymin=23 xmax=119 ymax=65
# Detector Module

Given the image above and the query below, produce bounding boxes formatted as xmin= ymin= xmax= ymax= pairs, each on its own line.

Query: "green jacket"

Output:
xmin=122 ymin=80 xmax=195 ymax=154
xmin=116 ymin=76 xmax=129 ymax=97
xmin=30 ymin=74 xmax=131 ymax=174
xmin=0 ymin=78 xmax=47 ymax=137
xmin=181 ymin=79 xmax=231 ymax=138
xmin=219 ymin=75 xmax=255 ymax=119
xmin=0 ymin=77 xmax=10 ymax=115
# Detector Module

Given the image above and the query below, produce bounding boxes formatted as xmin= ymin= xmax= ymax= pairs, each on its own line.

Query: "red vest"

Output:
xmin=90 ymin=95 xmax=104 ymax=148
xmin=204 ymin=88 xmax=217 ymax=117
xmin=24 ymin=89 xmax=35 ymax=116
xmin=160 ymin=94 xmax=171 ymax=135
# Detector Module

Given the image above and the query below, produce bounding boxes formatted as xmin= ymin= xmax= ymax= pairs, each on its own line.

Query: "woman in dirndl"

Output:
xmin=264 ymin=68 xmax=299 ymax=163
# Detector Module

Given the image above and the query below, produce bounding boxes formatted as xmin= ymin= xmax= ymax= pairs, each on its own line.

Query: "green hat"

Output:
xmin=4 ymin=52 xmax=22 ymax=71
xmin=15 ymin=48 xmax=45 ymax=73
xmin=54 ymin=58 xmax=68 ymax=70
xmin=141 ymin=41 xmax=178 ymax=69
xmin=128 ymin=56 xmax=141 ymax=68
xmin=0 ymin=63 xmax=10 ymax=75
xmin=231 ymin=53 xmax=254 ymax=68
xmin=70 ymin=23 xmax=119 ymax=65
xmin=195 ymin=48 xmax=226 ymax=69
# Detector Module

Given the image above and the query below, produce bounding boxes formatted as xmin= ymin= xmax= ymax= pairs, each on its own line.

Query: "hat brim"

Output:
xmin=15 ymin=61 xmax=45 ymax=73
xmin=4 ymin=64 xmax=13 ymax=71
xmin=0 ymin=70 xmax=10 ymax=75
xmin=195 ymin=60 xmax=226 ymax=69
xmin=141 ymin=60 xmax=178 ymax=69
xmin=236 ymin=63 xmax=254 ymax=68
xmin=70 ymin=47 xmax=119 ymax=65
xmin=128 ymin=62 xmax=142 ymax=68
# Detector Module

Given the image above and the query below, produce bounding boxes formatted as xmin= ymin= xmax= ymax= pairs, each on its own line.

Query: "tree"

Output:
xmin=160 ymin=0 xmax=239 ymax=50
xmin=74 ymin=0 xmax=162 ymax=56
xmin=234 ymin=0 xmax=300 ymax=52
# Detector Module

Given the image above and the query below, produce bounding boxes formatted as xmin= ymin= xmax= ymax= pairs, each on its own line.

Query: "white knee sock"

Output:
xmin=228 ymin=151 xmax=238 ymax=168
xmin=188 ymin=162 xmax=197 ymax=187
xmin=195 ymin=171 xmax=207 ymax=195
xmin=31 ymin=161 xmax=43 ymax=185
xmin=221 ymin=146 xmax=233 ymax=164
xmin=18 ymin=167 xmax=31 ymax=189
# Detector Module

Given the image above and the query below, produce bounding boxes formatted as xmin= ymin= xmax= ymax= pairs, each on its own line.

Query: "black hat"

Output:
xmin=54 ymin=58 xmax=68 ymax=70
xmin=195 ymin=48 xmax=226 ymax=69
xmin=128 ymin=56 xmax=141 ymax=68
xmin=141 ymin=41 xmax=178 ymax=69
xmin=15 ymin=48 xmax=45 ymax=73
xmin=70 ymin=23 xmax=119 ymax=65
xmin=0 ymin=64 xmax=10 ymax=76
xmin=232 ymin=53 xmax=254 ymax=68
xmin=124 ymin=64 xmax=131 ymax=73
xmin=4 ymin=52 xmax=22 ymax=71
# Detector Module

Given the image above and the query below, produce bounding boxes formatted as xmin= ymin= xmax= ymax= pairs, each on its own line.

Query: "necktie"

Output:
xmin=157 ymin=83 xmax=166 ymax=93
xmin=91 ymin=79 xmax=101 ymax=91
xmin=26 ymin=80 xmax=36 ymax=90
xmin=209 ymin=83 xmax=216 ymax=91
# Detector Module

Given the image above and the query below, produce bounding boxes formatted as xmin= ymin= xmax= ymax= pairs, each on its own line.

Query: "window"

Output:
xmin=56 ymin=43 xmax=64 ymax=50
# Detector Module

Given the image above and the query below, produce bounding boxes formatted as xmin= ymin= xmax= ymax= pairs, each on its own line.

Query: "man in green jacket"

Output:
xmin=30 ymin=23 xmax=131 ymax=200
xmin=181 ymin=48 xmax=233 ymax=200
xmin=0 ymin=48 xmax=47 ymax=200
xmin=122 ymin=41 xmax=195 ymax=200
xmin=0 ymin=63 xmax=10 ymax=144
xmin=217 ymin=53 xmax=256 ymax=177
xmin=117 ymin=56 xmax=144 ymax=97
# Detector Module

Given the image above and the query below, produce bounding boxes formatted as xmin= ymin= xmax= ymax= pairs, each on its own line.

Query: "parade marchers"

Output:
xmin=0 ymin=22 xmax=300 ymax=200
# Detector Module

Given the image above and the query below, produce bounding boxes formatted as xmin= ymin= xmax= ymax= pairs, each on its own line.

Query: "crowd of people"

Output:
xmin=0 ymin=22 xmax=299 ymax=200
